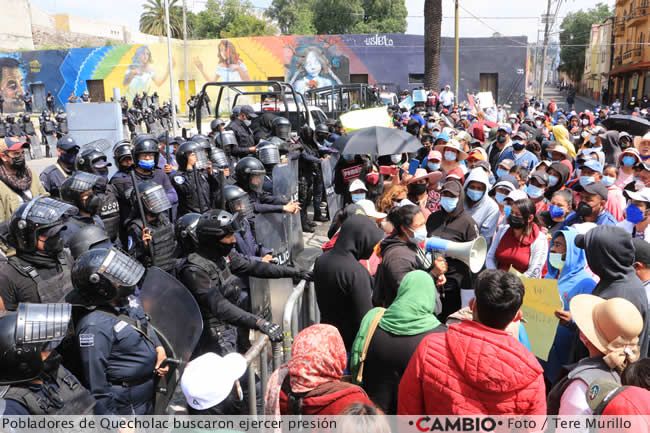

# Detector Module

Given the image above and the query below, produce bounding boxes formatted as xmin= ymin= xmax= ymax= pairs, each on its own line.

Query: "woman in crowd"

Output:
xmin=547 ymin=295 xmax=643 ymax=415
xmin=350 ymin=270 xmax=445 ymax=414
xmin=540 ymin=190 xmax=574 ymax=236
xmin=435 ymin=138 xmax=466 ymax=179
xmin=405 ymin=169 xmax=442 ymax=220
xmin=486 ymin=198 xmax=548 ymax=278
xmin=544 ymin=161 xmax=571 ymax=200
xmin=426 ymin=179 xmax=479 ymax=319
xmin=543 ymin=227 xmax=597 ymax=385
xmin=615 ymin=148 xmax=640 ymax=189
xmin=373 ymin=205 xmax=445 ymax=307
xmin=551 ymin=124 xmax=577 ymax=158
xmin=488 ymin=175 xmax=518 ymax=227
xmin=265 ymin=324 xmax=373 ymax=416
xmin=377 ymin=184 xmax=407 ymax=214
xmin=602 ymin=163 xmax=626 ymax=222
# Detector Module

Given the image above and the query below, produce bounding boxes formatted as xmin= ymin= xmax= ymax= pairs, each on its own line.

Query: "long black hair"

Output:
xmin=386 ymin=204 xmax=421 ymax=237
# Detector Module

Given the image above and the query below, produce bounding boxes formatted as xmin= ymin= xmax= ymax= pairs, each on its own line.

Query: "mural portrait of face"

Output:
xmin=304 ymin=50 xmax=322 ymax=78
xmin=0 ymin=57 xmax=25 ymax=112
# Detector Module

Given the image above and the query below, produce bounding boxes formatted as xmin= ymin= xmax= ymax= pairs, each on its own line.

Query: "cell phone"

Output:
xmin=408 ymin=159 xmax=420 ymax=175
xmin=379 ymin=165 xmax=398 ymax=176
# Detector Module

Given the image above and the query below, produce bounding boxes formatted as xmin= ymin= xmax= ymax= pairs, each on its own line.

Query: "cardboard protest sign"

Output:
xmin=520 ymin=278 xmax=563 ymax=361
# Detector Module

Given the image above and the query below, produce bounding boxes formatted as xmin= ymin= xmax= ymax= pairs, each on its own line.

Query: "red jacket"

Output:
xmin=280 ymin=381 xmax=373 ymax=415
xmin=398 ymin=320 xmax=546 ymax=415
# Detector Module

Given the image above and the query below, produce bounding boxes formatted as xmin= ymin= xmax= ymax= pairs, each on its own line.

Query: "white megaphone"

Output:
xmin=424 ymin=236 xmax=488 ymax=273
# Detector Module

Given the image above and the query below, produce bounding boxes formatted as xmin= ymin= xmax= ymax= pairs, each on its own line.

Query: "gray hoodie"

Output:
xmin=463 ymin=168 xmax=500 ymax=248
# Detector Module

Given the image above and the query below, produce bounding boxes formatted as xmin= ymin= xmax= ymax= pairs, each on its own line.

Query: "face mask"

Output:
xmin=548 ymin=175 xmax=559 ymax=187
xmin=512 ymin=141 xmax=526 ymax=151
xmin=243 ymin=119 xmax=252 ymax=127
xmin=60 ymin=152 xmax=77 ymax=166
xmin=10 ymin=155 xmax=26 ymax=170
xmin=549 ymin=204 xmax=565 ymax=219
xmin=503 ymin=204 xmax=512 ymax=218
xmin=138 ymin=159 xmax=155 ymax=170
xmin=626 ymin=203 xmax=645 ymax=224
xmin=581 ymin=118 xmax=589 ymax=126
xmin=409 ymin=226 xmax=427 ymax=245
xmin=408 ymin=183 xmax=428 ymax=196
xmin=427 ymin=162 xmax=440 ymax=172
xmin=494 ymin=192 xmax=507 ymax=204
xmin=427 ymin=122 xmax=435 ymax=130
xmin=622 ymin=155 xmax=637 ymax=167
xmin=496 ymin=168 xmax=508 ymax=179
xmin=95 ymin=167 xmax=109 ymax=178
xmin=601 ymin=175 xmax=615 ymax=187
xmin=444 ymin=151 xmax=457 ymax=161
xmin=83 ymin=194 xmax=102 ymax=215
xmin=579 ymin=176 xmax=595 ymax=187
xmin=351 ymin=193 xmax=366 ymax=203
xmin=508 ymin=213 xmax=526 ymax=229
xmin=390 ymin=154 xmax=402 ymax=164
xmin=526 ymin=184 xmax=544 ymax=199
xmin=440 ymin=196 xmax=458 ymax=213
xmin=577 ymin=201 xmax=594 ymax=217
xmin=215 ymin=241 xmax=235 ymax=257
xmin=496 ymin=135 xmax=507 ymax=144
xmin=535 ymin=120 xmax=543 ymax=127
xmin=549 ymin=252 xmax=565 ymax=271
xmin=589 ymin=135 xmax=597 ymax=145
xmin=43 ymin=235 xmax=64 ymax=256
xmin=466 ymin=188 xmax=484 ymax=202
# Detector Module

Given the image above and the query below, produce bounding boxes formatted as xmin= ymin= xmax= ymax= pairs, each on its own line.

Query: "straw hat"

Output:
xmin=434 ymin=139 xmax=468 ymax=161
xmin=570 ymin=295 xmax=643 ymax=363
xmin=406 ymin=168 xmax=443 ymax=185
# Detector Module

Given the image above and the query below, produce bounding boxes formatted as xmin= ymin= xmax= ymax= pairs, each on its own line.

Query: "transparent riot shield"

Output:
xmin=321 ymin=156 xmax=342 ymax=222
xmin=273 ymin=160 xmax=304 ymax=263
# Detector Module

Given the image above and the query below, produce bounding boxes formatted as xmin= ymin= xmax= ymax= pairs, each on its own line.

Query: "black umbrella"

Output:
xmin=602 ymin=115 xmax=650 ymax=136
xmin=334 ymin=126 xmax=423 ymax=156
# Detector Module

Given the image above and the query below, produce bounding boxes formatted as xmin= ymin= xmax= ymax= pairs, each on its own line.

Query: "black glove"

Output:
xmin=256 ymin=319 xmax=283 ymax=343
xmin=292 ymin=269 xmax=313 ymax=283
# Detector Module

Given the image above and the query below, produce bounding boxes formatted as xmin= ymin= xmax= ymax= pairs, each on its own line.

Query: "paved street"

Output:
xmin=541 ymin=85 xmax=598 ymax=113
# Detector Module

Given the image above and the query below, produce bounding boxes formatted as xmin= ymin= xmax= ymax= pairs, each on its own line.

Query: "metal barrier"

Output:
xmin=282 ymin=278 xmax=319 ymax=362
xmin=243 ymin=334 xmax=283 ymax=416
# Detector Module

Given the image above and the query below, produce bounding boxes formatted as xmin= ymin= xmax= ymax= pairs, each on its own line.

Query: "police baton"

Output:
xmin=129 ymin=170 xmax=153 ymax=259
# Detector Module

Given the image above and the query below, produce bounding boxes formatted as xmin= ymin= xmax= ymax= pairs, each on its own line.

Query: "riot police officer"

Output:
xmin=271 ymin=116 xmax=291 ymax=142
xmin=173 ymin=141 xmax=215 ymax=216
xmin=70 ymin=247 xmax=168 ymax=415
xmin=0 ymin=197 xmax=77 ymax=310
xmin=227 ymin=105 xmax=257 ymax=157
xmin=174 ymin=212 xmax=201 ymax=256
xmin=68 ymin=224 xmax=112 ymax=259
xmin=224 ymin=185 xmax=272 ymax=262
xmin=177 ymin=209 xmax=310 ymax=356
xmin=256 ymin=140 xmax=281 ymax=193
xmin=39 ymin=135 xmax=80 ymax=198
xmin=0 ymin=303 xmax=97 ymax=415
xmin=208 ymin=118 xmax=225 ymax=140
xmin=109 ymin=140 xmax=134 ymax=246
xmin=126 ymin=180 xmax=177 ymax=273
xmin=298 ymin=126 xmax=326 ymax=231
xmin=59 ymin=171 xmax=105 ymax=246
xmin=75 ymin=147 xmax=121 ymax=244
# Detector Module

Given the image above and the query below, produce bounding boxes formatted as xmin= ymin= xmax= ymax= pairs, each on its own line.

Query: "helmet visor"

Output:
xmin=229 ymin=196 xmax=254 ymax=219
xmin=141 ymin=184 xmax=172 ymax=214
xmin=67 ymin=172 xmax=100 ymax=193
xmin=210 ymin=148 xmax=229 ymax=168
xmin=194 ymin=149 xmax=209 ymax=171
xmin=98 ymin=248 xmax=146 ymax=288
xmin=216 ymin=131 xmax=238 ymax=147
xmin=21 ymin=197 xmax=78 ymax=226
xmin=16 ymin=303 xmax=72 ymax=351
xmin=258 ymin=145 xmax=280 ymax=165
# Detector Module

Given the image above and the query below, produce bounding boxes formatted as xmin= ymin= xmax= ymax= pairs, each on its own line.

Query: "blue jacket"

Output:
xmin=498 ymin=148 xmax=539 ymax=172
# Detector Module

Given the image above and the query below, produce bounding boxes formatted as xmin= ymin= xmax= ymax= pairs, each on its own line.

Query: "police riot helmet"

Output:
xmin=5 ymin=114 xmax=15 ymax=123
xmin=272 ymin=116 xmax=291 ymax=140
xmin=71 ymin=248 xmax=145 ymax=304
xmin=134 ymin=180 xmax=172 ymax=215
xmin=21 ymin=113 xmax=30 ymax=123
xmin=174 ymin=212 xmax=200 ymax=254
xmin=235 ymin=157 xmax=266 ymax=193
xmin=223 ymin=185 xmax=254 ymax=219
xmin=215 ymin=130 xmax=238 ymax=149
xmin=210 ymin=118 xmax=224 ymax=133
xmin=195 ymin=209 xmax=242 ymax=257
xmin=57 ymin=135 xmax=79 ymax=152
xmin=315 ymin=123 xmax=330 ymax=141
xmin=113 ymin=140 xmax=133 ymax=165
xmin=256 ymin=140 xmax=280 ymax=166
xmin=190 ymin=134 xmax=211 ymax=148
xmin=60 ymin=172 xmax=102 ymax=215
xmin=42 ymin=109 xmax=50 ymax=118
xmin=210 ymin=147 xmax=229 ymax=169
xmin=9 ymin=197 xmax=78 ymax=253
xmin=68 ymin=225 xmax=112 ymax=260
xmin=0 ymin=303 xmax=73 ymax=385
xmin=132 ymin=134 xmax=160 ymax=166
xmin=76 ymin=147 xmax=112 ymax=175
xmin=176 ymin=141 xmax=208 ymax=171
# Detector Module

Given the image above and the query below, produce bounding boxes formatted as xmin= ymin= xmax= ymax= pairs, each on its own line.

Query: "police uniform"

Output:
xmin=76 ymin=299 xmax=161 ymax=415
xmin=39 ymin=162 xmax=72 ymax=198
xmin=61 ymin=215 xmax=106 ymax=248
xmin=172 ymin=169 xmax=215 ymax=216
xmin=95 ymin=181 xmax=121 ymax=243
xmin=227 ymin=118 xmax=256 ymax=157
xmin=127 ymin=215 xmax=177 ymax=273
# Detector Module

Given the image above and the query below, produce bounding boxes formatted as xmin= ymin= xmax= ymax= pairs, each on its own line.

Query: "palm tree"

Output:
xmin=139 ymin=0 xmax=184 ymax=38
xmin=424 ymin=0 xmax=442 ymax=90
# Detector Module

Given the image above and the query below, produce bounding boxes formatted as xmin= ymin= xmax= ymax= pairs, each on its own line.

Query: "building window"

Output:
xmin=408 ymin=74 xmax=424 ymax=84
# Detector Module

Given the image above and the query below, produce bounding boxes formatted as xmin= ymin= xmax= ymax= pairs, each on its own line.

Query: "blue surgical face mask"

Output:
xmin=589 ymin=135 xmax=597 ymax=144
xmin=512 ymin=141 xmax=526 ymax=151
xmin=440 ymin=196 xmax=459 ymax=213
xmin=626 ymin=203 xmax=645 ymax=224
xmin=427 ymin=122 xmax=435 ymax=130
xmin=548 ymin=175 xmax=559 ymax=187
xmin=601 ymin=175 xmax=615 ymax=187
xmin=549 ymin=204 xmax=565 ymax=219
xmin=409 ymin=226 xmax=428 ymax=245
xmin=495 ymin=192 xmax=507 ymax=204
xmin=427 ymin=162 xmax=440 ymax=172
xmin=496 ymin=168 xmax=508 ymax=179
xmin=526 ymin=184 xmax=544 ymax=199
xmin=466 ymin=188 xmax=484 ymax=202
xmin=503 ymin=204 xmax=512 ymax=218
xmin=351 ymin=193 xmax=366 ymax=203
xmin=579 ymin=175 xmax=595 ymax=187
xmin=138 ymin=159 xmax=155 ymax=170
xmin=444 ymin=151 xmax=457 ymax=162
xmin=622 ymin=155 xmax=637 ymax=167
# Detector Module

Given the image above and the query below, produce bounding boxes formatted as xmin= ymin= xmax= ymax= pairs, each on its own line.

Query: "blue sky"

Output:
xmin=31 ymin=0 xmax=615 ymax=43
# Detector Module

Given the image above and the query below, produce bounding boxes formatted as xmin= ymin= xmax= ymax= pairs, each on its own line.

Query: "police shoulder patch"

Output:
xmin=79 ymin=334 xmax=95 ymax=347
xmin=174 ymin=175 xmax=185 ymax=185
xmin=113 ymin=321 xmax=128 ymax=333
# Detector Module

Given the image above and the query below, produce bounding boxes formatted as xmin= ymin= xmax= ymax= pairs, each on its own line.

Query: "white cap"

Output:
xmin=355 ymin=199 xmax=387 ymax=219
xmin=349 ymin=179 xmax=368 ymax=192
xmin=181 ymin=352 xmax=247 ymax=410
xmin=625 ymin=188 xmax=650 ymax=203
xmin=506 ymin=189 xmax=528 ymax=202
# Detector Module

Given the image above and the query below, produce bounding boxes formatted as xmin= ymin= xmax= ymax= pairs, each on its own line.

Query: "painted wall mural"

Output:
xmin=0 ymin=33 xmax=527 ymax=113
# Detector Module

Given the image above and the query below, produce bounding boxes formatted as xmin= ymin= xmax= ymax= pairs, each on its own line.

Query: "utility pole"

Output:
xmin=533 ymin=29 xmax=541 ymax=95
xmin=164 ymin=0 xmax=178 ymax=136
xmin=454 ymin=0 xmax=460 ymax=100
xmin=182 ymin=0 xmax=189 ymax=114
xmin=538 ymin=0 xmax=552 ymax=100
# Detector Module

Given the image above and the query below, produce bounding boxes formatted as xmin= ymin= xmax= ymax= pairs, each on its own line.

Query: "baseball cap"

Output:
xmin=625 ymin=188 xmax=650 ymax=204
xmin=349 ymin=179 xmax=368 ymax=192
xmin=498 ymin=159 xmax=515 ymax=170
xmin=57 ymin=135 xmax=79 ymax=151
xmin=582 ymin=159 xmax=603 ymax=174
xmin=633 ymin=238 xmax=650 ymax=265
xmin=0 ymin=137 xmax=27 ymax=153
xmin=506 ymin=189 xmax=528 ymax=202
xmin=181 ymin=352 xmax=247 ymax=410
xmin=240 ymin=105 xmax=258 ymax=118
xmin=356 ymin=199 xmax=387 ymax=219
xmin=497 ymin=124 xmax=512 ymax=135
xmin=512 ymin=131 xmax=527 ymax=142
xmin=575 ymin=181 xmax=609 ymax=200
xmin=529 ymin=171 xmax=549 ymax=186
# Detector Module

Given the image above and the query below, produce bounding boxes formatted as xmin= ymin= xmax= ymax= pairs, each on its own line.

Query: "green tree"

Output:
xmin=558 ymin=2 xmax=611 ymax=82
xmin=313 ymin=0 xmax=364 ymax=34
xmin=423 ymin=0 xmax=442 ymax=90
xmin=267 ymin=0 xmax=315 ymax=35
xmin=353 ymin=0 xmax=407 ymax=33
xmin=139 ymin=0 xmax=184 ymax=38
xmin=193 ymin=0 xmax=277 ymax=39
xmin=222 ymin=13 xmax=278 ymax=37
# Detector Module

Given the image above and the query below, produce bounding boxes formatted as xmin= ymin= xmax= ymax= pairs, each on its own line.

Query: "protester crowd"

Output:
xmin=0 ymin=87 xmax=649 ymax=421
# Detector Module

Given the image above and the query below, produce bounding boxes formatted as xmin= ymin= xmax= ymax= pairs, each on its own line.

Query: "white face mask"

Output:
xmin=549 ymin=252 xmax=565 ymax=270
xmin=409 ymin=226 xmax=427 ymax=245
xmin=391 ymin=154 xmax=402 ymax=164
xmin=581 ymin=118 xmax=589 ymax=126
xmin=244 ymin=119 xmax=252 ymax=127
xmin=444 ymin=151 xmax=457 ymax=162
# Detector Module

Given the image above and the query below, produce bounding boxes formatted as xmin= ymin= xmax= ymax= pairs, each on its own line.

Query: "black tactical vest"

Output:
xmin=134 ymin=219 xmax=177 ymax=272
xmin=97 ymin=186 xmax=120 ymax=242
xmin=8 ymin=254 xmax=73 ymax=304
